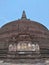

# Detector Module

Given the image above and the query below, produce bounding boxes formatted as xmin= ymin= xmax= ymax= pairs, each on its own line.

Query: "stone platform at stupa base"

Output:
xmin=0 ymin=60 xmax=45 ymax=65
xmin=0 ymin=59 xmax=49 ymax=65
xmin=3 ymin=58 xmax=44 ymax=63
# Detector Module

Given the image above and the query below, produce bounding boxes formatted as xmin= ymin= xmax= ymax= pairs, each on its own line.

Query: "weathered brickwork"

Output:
xmin=0 ymin=11 xmax=49 ymax=62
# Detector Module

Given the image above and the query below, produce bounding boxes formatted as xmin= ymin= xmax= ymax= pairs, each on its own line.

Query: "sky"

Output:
xmin=0 ymin=0 xmax=49 ymax=30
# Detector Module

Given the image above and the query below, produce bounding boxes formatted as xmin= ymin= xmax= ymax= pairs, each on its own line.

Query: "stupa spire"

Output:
xmin=21 ymin=10 xmax=27 ymax=19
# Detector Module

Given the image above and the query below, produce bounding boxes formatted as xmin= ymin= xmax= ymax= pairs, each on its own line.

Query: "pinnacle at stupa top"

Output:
xmin=21 ymin=11 xmax=27 ymax=20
